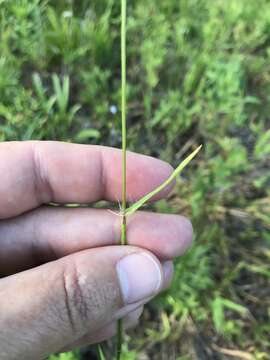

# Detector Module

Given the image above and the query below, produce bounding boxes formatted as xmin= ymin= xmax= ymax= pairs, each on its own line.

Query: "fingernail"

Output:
xmin=117 ymin=252 xmax=162 ymax=304
xmin=175 ymin=217 xmax=193 ymax=256
xmin=162 ymin=261 xmax=174 ymax=289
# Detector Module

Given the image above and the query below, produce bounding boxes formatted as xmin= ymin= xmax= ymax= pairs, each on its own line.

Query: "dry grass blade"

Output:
xmin=212 ymin=344 xmax=253 ymax=360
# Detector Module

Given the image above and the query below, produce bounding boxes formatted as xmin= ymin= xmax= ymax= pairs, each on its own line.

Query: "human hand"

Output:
xmin=0 ymin=141 xmax=192 ymax=359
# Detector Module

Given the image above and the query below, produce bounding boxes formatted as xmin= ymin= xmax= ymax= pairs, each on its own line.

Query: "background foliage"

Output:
xmin=0 ymin=0 xmax=269 ymax=359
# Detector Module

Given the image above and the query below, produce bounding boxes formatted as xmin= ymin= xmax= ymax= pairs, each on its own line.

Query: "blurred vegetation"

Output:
xmin=0 ymin=0 xmax=269 ymax=359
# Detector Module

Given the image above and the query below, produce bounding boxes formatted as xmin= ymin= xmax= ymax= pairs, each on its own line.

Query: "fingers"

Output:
xmin=0 ymin=207 xmax=192 ymax=275
xmin=0 ymin=246 xmax=172 ymax=360
xmin=0 ymin=141 xmax=174 ymax=219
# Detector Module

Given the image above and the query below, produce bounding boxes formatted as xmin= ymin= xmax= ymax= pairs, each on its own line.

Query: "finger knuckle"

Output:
xmin=62 ymin=260 xmax=119 ymax=334
xmin=62 ymin=262 xmax=89 ymax=333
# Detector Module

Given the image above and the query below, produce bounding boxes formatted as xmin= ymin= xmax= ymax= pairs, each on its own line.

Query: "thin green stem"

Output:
xmin=117 ymin=0 xmax=127 ymax=359
xmin=120 ymin=216 xmax=127 ymax=245
xmin=121 ymin=0 xmax=127 ymax=228
xmin=116 ymin=317 xmax=124 ymax=360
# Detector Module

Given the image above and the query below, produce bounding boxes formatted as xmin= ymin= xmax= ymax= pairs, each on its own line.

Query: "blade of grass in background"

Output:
xmin=97 ymin=345 xmax=106 ymax=360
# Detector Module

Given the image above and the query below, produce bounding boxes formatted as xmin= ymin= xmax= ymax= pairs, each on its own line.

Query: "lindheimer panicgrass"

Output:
xmin=100 ymin=1 xmax=202 ymax=359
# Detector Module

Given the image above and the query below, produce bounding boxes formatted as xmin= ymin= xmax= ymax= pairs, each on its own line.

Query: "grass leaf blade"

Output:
xmin=97 ymin=344 xmax=106 ymax=360
xmin=125 ymin=145 xmax=202 ymax=216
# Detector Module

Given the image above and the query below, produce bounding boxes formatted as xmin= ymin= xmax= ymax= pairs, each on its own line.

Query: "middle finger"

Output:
xmin=0 ymin=206 xmax=193 ymax=275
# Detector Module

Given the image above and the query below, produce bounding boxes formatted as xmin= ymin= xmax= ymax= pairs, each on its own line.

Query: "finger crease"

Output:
xmin=98 ymin=148 xmax=106 ymax=199
xmin=32 ymin=143 xmax=54 ymax=204
xmin=62 ymin=267 xmax=76 ymax=335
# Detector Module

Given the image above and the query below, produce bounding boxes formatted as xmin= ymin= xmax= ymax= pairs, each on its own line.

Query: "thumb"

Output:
xmin=0 ymin=246 xmax=167 ymax=360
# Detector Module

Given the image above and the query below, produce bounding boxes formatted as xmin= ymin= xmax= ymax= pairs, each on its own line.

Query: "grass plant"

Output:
xmin=115 ymin=1 xmax=201 ymax=358
xmin=117 ymin=0 xmax=127 ymax=357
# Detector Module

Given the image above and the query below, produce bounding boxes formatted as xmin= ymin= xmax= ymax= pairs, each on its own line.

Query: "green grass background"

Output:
xmin=1 ymin=0 xmax=269 ymax=359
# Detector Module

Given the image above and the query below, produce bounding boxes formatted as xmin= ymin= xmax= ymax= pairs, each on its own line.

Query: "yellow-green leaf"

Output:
xmin=125 ymin=145 xmax=202 ymax=217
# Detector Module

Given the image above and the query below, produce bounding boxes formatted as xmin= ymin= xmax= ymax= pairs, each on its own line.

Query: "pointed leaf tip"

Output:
xmin=125 ymin=145 xmax=202 ymax=216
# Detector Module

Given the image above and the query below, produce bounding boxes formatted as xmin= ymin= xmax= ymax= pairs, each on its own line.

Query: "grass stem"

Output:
xmin=116 ymin=317 xmax=124 ymax=360
xmin=121 ymin=0 xmax=127 ymax=226
xmin=117 ymin=0 xmax=127 ymax=359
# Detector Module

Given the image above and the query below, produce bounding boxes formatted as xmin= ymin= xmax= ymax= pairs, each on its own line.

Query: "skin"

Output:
xmin=0 ymin=141 xmax=193 ymax=360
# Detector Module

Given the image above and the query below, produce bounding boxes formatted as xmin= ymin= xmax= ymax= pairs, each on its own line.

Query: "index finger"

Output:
xmin=0 ymin=141 xmax=174 ymax=219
